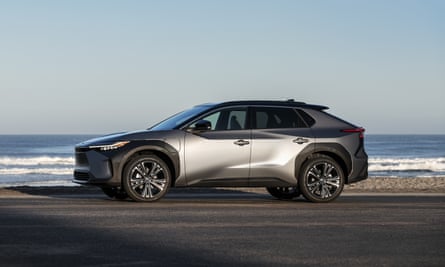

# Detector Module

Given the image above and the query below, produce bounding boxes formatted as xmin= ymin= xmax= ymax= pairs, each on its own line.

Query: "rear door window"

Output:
xmin=253 ymin=107 xmax=307 ymax=129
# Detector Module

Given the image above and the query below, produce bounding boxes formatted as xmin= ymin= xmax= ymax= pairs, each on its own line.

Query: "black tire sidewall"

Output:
xmin=122 ymin=155 xmax=171 ymax=202
xmin=299 ymin=155 xmax=344 ymax=203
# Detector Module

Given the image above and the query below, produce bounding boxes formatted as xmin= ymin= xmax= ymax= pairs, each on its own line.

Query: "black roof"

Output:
xmin=210 ymin=100 xmax=328 ymax=110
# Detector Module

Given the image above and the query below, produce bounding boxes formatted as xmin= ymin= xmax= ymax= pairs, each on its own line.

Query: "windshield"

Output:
xmin=149 ymin=104 xmax=214 ymax=131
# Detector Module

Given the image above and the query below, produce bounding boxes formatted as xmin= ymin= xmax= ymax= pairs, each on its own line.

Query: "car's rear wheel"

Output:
xmin=101 ymin=186 xmax=128 ymax=200
xmin=266 ymin=186 xmax=300 ymax=199
xmin=299 ymin=154 xmax=344 ymax=203
xmin=122 ymin=154 xmax=171 ymax=202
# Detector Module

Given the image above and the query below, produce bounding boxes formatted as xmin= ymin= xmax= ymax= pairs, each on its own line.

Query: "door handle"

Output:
xmin=234 ymin=140 xmax=250 ymax=146
xmin=293 ymin=137 xmax=309 ymax=144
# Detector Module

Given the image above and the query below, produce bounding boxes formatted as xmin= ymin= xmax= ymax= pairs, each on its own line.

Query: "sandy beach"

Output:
xmin=344 ymin=177 xmax=445 ymax=193
xmin=1 ymin=177 xmax=444 ymax=196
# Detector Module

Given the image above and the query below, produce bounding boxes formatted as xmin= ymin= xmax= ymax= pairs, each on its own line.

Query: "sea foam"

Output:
xmin=0 ymin=156 xmax=74 ymax=166
xmin=0 ymin=167 xmax=73 ymax=175
xmin=369 ymin=157 xmax=445 ymax=173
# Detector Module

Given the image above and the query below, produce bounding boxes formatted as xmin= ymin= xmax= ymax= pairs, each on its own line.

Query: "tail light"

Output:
xmin=342 ymin=127 xmax=365 ymax=139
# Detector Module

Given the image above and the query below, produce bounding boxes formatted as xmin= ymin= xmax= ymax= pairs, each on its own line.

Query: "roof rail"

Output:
xmin=208 ymin=100 xmax=328 ymax=110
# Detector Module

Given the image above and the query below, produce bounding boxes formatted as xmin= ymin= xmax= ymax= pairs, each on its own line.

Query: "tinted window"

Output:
xmin=150 ymin=105 xmax=213 ymax=130
xmin=296 ymin=109 xmax=315 ymax=127
xmin=254 ymin=107 xmax=306 ymax=129
xmin=191 ymin=108 xmax=247 ymax=131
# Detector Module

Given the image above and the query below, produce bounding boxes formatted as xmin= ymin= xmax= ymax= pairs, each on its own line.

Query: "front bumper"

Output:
xmin=73 ymin=148 xmax=115 ymax=185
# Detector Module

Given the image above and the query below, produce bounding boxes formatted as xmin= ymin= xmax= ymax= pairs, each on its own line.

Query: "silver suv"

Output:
xmin=73 ymin=100 xmax=368 ymax=203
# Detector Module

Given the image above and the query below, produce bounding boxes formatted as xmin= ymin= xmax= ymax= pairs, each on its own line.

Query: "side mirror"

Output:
xmin=191 ymin=120 xmax=212 ymax=132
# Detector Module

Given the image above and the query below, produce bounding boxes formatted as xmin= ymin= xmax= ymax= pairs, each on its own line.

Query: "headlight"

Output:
xmin=89 ymin=141 xmax=130 ymax=151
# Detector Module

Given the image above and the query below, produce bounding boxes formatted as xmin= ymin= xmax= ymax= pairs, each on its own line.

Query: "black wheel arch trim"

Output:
xmin=295 ymin=143 xmax=352 ymax=182
xmin=115 ymin=140 xmax=180 ymax=184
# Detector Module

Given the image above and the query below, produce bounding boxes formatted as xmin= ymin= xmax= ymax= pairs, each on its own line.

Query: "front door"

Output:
xmin=183 ymin=107 xmax=251 ymax=186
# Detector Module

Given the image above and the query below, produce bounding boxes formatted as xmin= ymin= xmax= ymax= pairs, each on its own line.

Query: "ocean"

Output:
xmin=0 ymin=134 xmax=444 ymax=187
xmin=0 ymin=135 xmax=96 ymax=187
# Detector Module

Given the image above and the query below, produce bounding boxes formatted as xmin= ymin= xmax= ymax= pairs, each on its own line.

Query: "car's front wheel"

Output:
xmin=299 ymin=154 xmax=345 ymax=203
xmin=266 ymin=187 xmax=300 ymax=200
xmin=122 ymin=154 xmax=171 ymax=202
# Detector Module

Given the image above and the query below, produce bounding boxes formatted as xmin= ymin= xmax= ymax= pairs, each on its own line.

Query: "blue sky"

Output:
xmin=1 ymin=0 xmax=444 ymax=134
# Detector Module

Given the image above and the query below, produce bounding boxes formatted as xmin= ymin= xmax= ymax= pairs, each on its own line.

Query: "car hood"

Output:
xmin=76 ymin=130 xmax=174 ymax=147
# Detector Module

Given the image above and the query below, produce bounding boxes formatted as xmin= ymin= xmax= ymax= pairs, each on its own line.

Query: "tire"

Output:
xmin=266 ymin=187 xmax=300 ymax=200
xmin=101 ymin=187 xmax=128 ymax=200
xmin=122 ymin=154 xmax=171 ymax=202
xmin=299 ymin=154 xmax=345 ymax=203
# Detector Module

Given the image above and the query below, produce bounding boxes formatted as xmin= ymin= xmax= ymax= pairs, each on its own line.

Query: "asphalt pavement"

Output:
xmin=1 ymin=189 xmax=444 ymax=267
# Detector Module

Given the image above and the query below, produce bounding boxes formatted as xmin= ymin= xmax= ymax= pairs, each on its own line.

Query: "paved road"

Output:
xmin=1 ymin=190 xmax=444 ymax=267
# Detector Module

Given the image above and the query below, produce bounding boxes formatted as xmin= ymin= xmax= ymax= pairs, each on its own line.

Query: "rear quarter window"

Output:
xmin=301 ymin=108 xmax=355 ymax=128
xmin=296 ymin=109 xmax=315 ymax=127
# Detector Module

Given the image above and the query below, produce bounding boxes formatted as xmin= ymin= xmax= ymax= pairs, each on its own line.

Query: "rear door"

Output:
xmin=249 ymin=106 xmax=314 ymax=185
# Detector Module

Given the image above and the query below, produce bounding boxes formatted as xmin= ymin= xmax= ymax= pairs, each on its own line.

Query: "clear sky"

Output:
xmin=1 ymin=0 xmax=444 ymax=134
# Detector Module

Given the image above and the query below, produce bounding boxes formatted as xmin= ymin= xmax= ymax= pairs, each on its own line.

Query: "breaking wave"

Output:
xmin=0 ymin=156 xmax=74 ymax=166
xmin=0 ymin=156 xmax=73 ymax=179
xmin=369 ymin=157 xmax=445 ymax=174
xmin=0 ymin=168 xmax=72 ymax=175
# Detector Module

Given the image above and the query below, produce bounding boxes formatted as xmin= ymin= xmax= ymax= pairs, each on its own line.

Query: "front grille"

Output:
xmin=74 ymin=171 xmax=90 ymax=181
